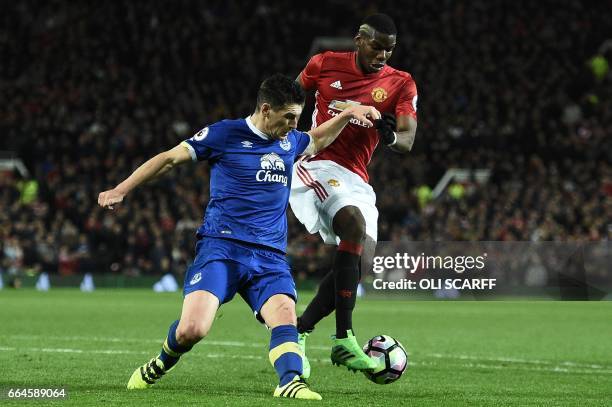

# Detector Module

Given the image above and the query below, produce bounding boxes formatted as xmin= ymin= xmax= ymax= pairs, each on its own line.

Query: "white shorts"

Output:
xmin=289 ymin=159 xmax=378 ymax=245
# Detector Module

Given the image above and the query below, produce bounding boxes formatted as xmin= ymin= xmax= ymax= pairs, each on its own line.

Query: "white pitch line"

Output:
xmin=1 ymin=346 xmax=611 ymax=375
xmin=3 ymin=334 xmax=330 ymax=350
xmin=0 ymin=346 xmax=263 ymax=360
xmin=3 ymin=334 xmax=611 ymax=373
xmin=426 ymin=353 xmax=612 ymax=370
xmin=457 ymin=362 xmax=612 ymax=375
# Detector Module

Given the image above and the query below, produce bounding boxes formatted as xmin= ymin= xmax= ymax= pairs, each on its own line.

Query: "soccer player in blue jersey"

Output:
xmin=97 ymin=74 xmax=380 ymax=400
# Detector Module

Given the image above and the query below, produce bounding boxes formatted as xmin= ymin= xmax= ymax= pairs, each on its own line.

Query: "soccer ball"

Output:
xmin=362 ymin=335 xmax=408 ymax=384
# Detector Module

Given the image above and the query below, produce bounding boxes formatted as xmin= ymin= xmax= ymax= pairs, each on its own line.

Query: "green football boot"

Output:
xmin=330 ymin=330 xmax=379 ymax=372
xmin=297 ymin=331 xmax=311 ymax=379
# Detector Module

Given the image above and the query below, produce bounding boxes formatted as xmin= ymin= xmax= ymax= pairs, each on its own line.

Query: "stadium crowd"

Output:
xmin=1 ymin=1 xmax=610 ymax=283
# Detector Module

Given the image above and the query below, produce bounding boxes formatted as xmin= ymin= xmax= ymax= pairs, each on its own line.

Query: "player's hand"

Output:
xmin=345 ymin=105 xmax=381 ymax=127
xmin=97 ymin=188 xmax=125 ymax=210
xmin=374 ymin=113 xmax=397 ymax=146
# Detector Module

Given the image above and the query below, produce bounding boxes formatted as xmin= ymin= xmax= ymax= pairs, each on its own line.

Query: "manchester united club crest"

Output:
xmin=371 ymin=87 xmax=388 ymax=103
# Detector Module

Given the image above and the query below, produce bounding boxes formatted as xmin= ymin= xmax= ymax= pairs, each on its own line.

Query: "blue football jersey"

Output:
xmin=181 ymin=117 xmax=311 ymax=253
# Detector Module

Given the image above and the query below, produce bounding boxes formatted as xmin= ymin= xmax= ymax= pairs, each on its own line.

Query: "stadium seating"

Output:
xmin=1 ymin=1 xmax=610 ymax=282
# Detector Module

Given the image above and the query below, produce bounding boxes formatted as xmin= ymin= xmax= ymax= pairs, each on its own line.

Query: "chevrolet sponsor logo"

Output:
xmin=329 ymin=99 xmax=361 ymax=112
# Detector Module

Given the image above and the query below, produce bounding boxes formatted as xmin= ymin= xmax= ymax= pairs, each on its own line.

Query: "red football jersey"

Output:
xmin=299 ymin=51 xmax=418 ymax=182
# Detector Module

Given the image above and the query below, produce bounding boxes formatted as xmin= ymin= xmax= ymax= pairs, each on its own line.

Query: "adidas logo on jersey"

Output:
xmin=330 ymin=80 xmax=342 ymax=90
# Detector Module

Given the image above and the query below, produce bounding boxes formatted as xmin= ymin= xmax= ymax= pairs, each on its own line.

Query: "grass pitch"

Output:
xmin=1 ymin=289 xmax=610 ymax=406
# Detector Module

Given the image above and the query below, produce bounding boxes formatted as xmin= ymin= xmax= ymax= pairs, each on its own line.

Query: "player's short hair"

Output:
xmin=361 ymin=13 xmax=397 ymax=36
xmin=256 ymin=74 xmax=305 ymax=111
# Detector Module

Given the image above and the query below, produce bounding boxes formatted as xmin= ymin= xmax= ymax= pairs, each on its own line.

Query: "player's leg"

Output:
xmin=127 ymin=290 xmax=220 ymax=389
xmin=298 ymin=234 xmax=376 ymax=333
xmin=127 ymin=239 xmax=241 ymax=390
xmin=328 ymin=206 xmax=378 ymax=371
xmin=245 ymin=252 xmax=321 ymax=400
xmin=331 ymin=205 xmax=365 ymax=337
xmin=291 ymin=161 xmax=378 ymax=372
xmin=260 ymin=294 xmax=301 ymax=385
xmin=258 ymin=294 xmax=321 ymax=400
xmin=165 ymin=290 xmax=220 ymax=365
xmin=295 ymin=205 xmax=366 ymax=338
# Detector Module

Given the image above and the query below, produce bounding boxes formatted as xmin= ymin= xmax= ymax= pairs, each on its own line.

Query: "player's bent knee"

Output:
xmin=260 ymin=294 xmax=297 ymax=328
xmin=275 ymin=303 xmax=297 ymax=326
xmin=333 ymin=206 xmax=366 ymax=243
xmin=177 ymin=290 xmax=219 ymax=345
xmin=176 ymin=319 xmax=210 ymax=345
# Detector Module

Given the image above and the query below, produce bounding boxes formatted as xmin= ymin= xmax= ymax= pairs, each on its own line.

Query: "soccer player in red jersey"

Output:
xmin=289 ymin=13 xmax=418 ymax=376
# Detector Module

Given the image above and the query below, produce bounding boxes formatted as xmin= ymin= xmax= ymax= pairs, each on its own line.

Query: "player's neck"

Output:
xmin=248 ymin=114 xmax=272 ymax=139
xmin=354 ymin=53 xmax=366 ymax=74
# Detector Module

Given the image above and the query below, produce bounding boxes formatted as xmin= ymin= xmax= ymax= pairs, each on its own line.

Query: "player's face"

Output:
xmin=264 ymin=103 xmax=303 ymax=140
xmin=356 ymin=32 xmax=396 ymax=73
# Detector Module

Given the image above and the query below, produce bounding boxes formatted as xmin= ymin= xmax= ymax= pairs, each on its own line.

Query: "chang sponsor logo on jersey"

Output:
xmin=256 ymin=152 xmax=288 ymax=186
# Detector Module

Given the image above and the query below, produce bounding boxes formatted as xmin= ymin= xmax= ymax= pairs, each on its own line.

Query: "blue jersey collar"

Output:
xmin=245 ymin=116 xmax=270 ymax=140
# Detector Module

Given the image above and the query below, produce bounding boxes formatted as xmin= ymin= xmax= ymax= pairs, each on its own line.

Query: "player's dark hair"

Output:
xmin=256 ymin=74 xmax=305 ymax=111
xmin=362 ymin=13 xmax=397 ymax=35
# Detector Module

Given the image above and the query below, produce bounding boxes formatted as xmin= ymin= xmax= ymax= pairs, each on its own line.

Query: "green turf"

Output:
xmin=0 ymin=289 xmax=610 ymax=406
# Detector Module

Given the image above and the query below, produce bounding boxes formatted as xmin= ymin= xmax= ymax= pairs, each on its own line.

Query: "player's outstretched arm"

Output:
xmin=305 ymin=105 xmax=381 ymax=154
xmin=375 ymin=114 xmax=417 ymax=153
xmin=97 ymin=143 xmax=192 ymax=209
xmin=392 ymin=115 xmax=417 ymax=153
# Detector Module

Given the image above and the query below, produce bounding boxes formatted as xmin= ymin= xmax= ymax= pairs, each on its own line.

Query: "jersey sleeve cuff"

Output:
xmin=302 ymin=135 xmax=316 ymax=155
xmin=180 ymin=141 xmax=198 ymax=161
